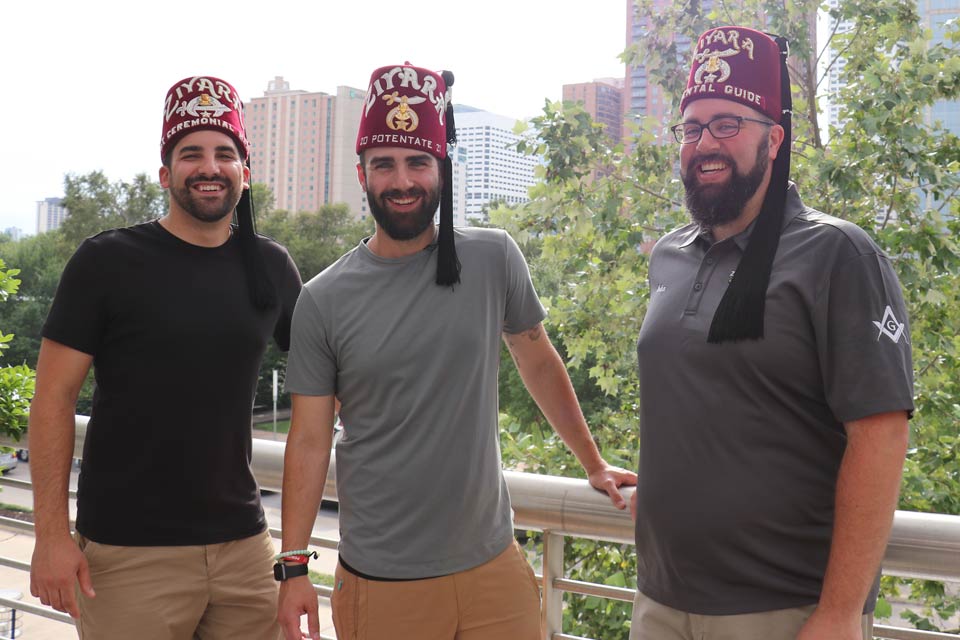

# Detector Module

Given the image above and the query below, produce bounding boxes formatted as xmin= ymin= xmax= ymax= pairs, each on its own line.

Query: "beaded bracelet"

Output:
xmin=274 ymin=549 xmax=318 ymax=562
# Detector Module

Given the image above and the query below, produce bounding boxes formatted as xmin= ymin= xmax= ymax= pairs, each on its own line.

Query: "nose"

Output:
xmin=199 ymin=152 xmax=220 ymax=176
xmin=393 ymin=166 xmax=415 ymax=190
xmin=696 ymin=127 xmax=721 ymax=152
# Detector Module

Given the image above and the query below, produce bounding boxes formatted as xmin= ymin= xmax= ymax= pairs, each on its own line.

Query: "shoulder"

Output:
xmin=254 ymin=231 xmax=292 ymax=259
xmin=71 ymin=221 xmax=160 ymax=261
xmin=254 ymin=231 xmax=298 ymax=270
xmin=454 ymin=226 xmax=521 ymax=257
xmin=455 ymin=226 xmax=510 ymax=246
xmin=651 ymin=223 xmax=699 ymax=255
xmin=786 ymin=208 xmax=886 ymax=259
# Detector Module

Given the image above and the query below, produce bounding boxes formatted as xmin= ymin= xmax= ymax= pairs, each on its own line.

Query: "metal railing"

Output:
xmin=1 ymin=419 xmax=959 ymax=639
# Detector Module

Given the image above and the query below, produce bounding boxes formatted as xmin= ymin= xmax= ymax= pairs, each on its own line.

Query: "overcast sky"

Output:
xmin=0 ymin=0 xmax=627 ymax=234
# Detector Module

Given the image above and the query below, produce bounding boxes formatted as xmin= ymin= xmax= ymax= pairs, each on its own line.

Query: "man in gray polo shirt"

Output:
xmin=276 ymin=62 xmax=636 ymax=640
xmin=631 ymin=27 xmax=913 ymax=640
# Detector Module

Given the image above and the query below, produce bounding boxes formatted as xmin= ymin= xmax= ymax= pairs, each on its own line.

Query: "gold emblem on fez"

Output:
xmin=176 ymin=92 xmax=231 ymax=118
xmin=693 ymin=48 xmax=736 ymax=85
xmin=383 ymin=91 xmax=426 ymax=132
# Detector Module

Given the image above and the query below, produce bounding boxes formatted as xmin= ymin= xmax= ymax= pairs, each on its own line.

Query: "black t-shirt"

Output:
xmin=43 ymin=220 xmax=302 ymax=545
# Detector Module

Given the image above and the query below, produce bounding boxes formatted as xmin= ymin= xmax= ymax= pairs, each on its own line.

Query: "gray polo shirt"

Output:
xmin=286 ymin=227 xmax=546 ymax=579
xmin=635 ymin=184 xmax=914 ymax=614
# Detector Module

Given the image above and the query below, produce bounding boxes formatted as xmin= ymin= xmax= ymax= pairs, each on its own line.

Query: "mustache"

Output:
xmin=689 ymin=153 xmax=734 ymax=168
xmin=185 ymin=175 xmax=230 ymax=188
xmin=381 ymin=187 xmax=427 ymax=200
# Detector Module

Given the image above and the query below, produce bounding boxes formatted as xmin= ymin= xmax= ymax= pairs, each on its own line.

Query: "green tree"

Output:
xmin=492 ymin=1 xmax=960 ymax=636
xmin=60 ymin=171 xmax=166 ymax=249
xmin=0 ymin=258 xmax=33 ymax=441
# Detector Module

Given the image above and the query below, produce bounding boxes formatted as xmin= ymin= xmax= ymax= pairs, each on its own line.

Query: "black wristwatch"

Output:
xmin=273 ymin=562 xmax=309 ymax=581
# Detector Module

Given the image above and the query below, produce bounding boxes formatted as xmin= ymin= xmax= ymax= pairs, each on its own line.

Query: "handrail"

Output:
xmin=2 ymin=420 xmax=959 ymax=639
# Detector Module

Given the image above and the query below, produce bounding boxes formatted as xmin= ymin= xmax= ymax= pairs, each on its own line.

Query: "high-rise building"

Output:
xmin=453 ymin=106 xmax=539 ymax=223
xmin=245 ymin=77 xmax=367 ymax=217
xmin=36 ymin=197 xmax=68 ymax=234
xmin=3 ymin=227 xmax=23 ymax=241
xmin=563 ymin=78 xmax=624 ymax=145
xmin=330 ymin=86 xmax=368 ymax=220
xmin=925 ymin=0 xmax=960 ymax=134
xmin=625 ymin=0 xmax=677 ymax=139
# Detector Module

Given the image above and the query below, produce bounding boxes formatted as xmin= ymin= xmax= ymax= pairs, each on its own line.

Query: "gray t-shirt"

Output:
xmin=635 ymin=185 xmax=914 ymax=614
xmin=286 ymin=227 xmax=546 ymax=578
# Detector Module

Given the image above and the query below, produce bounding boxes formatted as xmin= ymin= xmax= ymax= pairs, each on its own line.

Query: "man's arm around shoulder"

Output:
xmin=504 ymin=323 xmax=636 ymax=509
xmin=797 ymin=410 xmax=909 ymax=640
xmin=29 ymin=338 xmax=96 ymax=618
xmin=277 ymin=393 xmax=336 ymax=640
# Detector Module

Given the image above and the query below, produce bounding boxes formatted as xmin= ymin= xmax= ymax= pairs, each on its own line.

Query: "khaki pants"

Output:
xmin=76 ymin=530 xmax=280 ymax=640
xmin=630 ymin=591 xmax=873 ymax=640
xmin=331 ymin=540 xmax=541 ymax=640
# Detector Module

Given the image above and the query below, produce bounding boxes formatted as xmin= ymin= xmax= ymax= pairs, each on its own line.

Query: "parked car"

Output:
xmin=0 ymin=450 xmax=19 ymax=473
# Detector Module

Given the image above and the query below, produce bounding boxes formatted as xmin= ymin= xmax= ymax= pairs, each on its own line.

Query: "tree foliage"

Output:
xmin=0 ymin=258 xmax=33 ymax=440
xmin=60 ymin=171 xmax=166 ymax=249
xmin=492 ymin=1 xmax=960 ymax=636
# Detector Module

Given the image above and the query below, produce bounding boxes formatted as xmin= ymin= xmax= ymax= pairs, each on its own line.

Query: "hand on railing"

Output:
xmin=587 ymin=462 xmax=637 ymax=511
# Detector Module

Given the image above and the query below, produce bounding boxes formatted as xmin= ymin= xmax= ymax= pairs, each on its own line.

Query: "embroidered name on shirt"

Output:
xmin=873 ymin=305 xmax=906 ymax=344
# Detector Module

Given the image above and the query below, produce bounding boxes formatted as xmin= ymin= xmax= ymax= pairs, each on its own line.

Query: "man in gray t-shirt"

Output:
xmin=631 ymin=27 xmax=913 ymax=640
xmin=276 ymin=62 xmax=636 ymax=640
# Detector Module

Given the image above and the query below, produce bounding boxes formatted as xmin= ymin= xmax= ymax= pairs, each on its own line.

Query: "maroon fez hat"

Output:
xmin=680 ymin=26 xmax=784 ymax=123
xmin=160 ymin=76 xmax=250 ymax=161
xmin=357 ymin=63 xmax=461 ymax=286
xmin=356 ymin=63 xmax=450 ymax=159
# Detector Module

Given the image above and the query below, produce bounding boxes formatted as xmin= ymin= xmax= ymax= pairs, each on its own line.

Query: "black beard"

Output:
xmin=367 ymin=184 xmax=441 ymax=241
xmin=169 ymin=175 xmax=241 ymax=224
xmin=682 ymin=139 xmax=769 ymax=229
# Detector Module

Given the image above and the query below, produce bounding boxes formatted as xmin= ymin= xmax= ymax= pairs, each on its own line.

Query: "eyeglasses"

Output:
xmin=670 ymin=116 xmax=775 ymax=144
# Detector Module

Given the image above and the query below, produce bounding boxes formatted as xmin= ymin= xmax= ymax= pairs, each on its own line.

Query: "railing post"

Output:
xmin=541 ymin=531 xmax=564 ymax=639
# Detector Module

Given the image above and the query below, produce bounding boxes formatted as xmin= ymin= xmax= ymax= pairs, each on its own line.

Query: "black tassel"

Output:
xmin=236 ymin=187 xmax=277 ymax=310
xmin=436 ymin=156 xmax=461 ymax=286
xmin=707 ymin=35 xmax=792 ymax=344
xmin=441 ymin=71 xmax=457 ymax=146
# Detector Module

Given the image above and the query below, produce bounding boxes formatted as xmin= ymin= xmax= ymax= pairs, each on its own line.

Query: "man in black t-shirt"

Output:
xmin=28 ymin=76 xmax=301 ymax=639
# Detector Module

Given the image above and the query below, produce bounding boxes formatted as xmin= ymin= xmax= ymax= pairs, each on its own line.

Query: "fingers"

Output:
xmin=307 ymin=606 xmax=321 ymax=639
xmin=278 ymin=583 xmax=320 ymax=640
xmin=603 ymin=481 xmax=627 ymax=510
xmin=77 ymin=558 xmax=96 ymax=598
xmin=37 ymin=584 xmax=79 ymax=619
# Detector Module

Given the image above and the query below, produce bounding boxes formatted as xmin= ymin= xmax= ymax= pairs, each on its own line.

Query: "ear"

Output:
xmin=768 ymin=124 xmax=786 ymax=161
xmin=243 ymin=164 xmax=251 ymax=190
xmin=356 ymin=162 xmax=367 ymax=190
xmin=159 ymin=166 xmax=170 ymax=189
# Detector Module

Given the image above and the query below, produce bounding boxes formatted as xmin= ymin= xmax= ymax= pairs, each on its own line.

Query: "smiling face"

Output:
xmin=159 ymin=130 xmax=249 ymax=225
xmin=358 ymin=147 xmax=441 ymax=242
xmin=679 ymin=99 xmax=783 ymax=231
